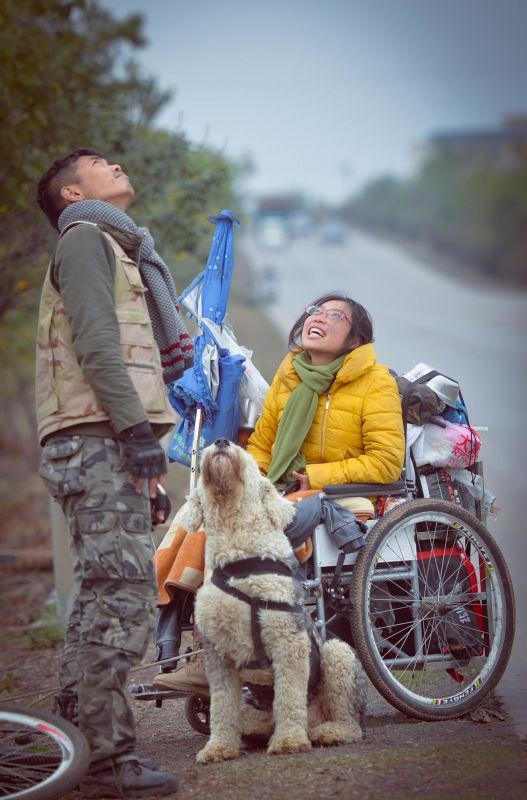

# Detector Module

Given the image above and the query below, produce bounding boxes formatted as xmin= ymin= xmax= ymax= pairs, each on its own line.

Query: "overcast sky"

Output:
xmin=106 ymin=0 xmax=527 ymax=204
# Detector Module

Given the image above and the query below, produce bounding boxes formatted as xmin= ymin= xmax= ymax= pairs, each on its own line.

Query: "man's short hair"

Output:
xmin=36 ymin=148 xmax=105 ymax=230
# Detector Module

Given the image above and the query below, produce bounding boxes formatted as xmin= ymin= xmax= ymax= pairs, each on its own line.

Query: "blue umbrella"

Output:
xmin=167 ymin=210 xmax=246 ymax=477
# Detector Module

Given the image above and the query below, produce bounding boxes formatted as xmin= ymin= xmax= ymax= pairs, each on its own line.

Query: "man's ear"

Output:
xmin=60 ymin=184 xmax=84 ymax=204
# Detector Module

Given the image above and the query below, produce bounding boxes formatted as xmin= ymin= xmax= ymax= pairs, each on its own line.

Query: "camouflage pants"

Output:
xmin=39 ymin=434 xmax=157 ymax=767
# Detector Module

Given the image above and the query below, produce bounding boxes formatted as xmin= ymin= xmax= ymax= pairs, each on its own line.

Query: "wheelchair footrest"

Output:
xmin=128 ymin=683 xmax=199 ymax=701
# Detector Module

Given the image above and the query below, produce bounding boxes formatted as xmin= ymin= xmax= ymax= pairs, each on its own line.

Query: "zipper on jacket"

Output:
xmin=321 ymin=394 xmax=331 ymax=454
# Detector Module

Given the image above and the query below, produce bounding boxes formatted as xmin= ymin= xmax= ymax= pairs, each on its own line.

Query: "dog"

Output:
xmin=174 ymin=438 xmax=366 ymax=764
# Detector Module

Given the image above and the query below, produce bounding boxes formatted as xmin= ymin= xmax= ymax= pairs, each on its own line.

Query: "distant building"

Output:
xmin=425 ymin=115 xmax=527 ymax=170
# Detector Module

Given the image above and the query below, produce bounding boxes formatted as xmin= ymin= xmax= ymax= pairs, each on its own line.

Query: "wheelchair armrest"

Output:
xmin=322 ymin=481 xmax=408 ymax=497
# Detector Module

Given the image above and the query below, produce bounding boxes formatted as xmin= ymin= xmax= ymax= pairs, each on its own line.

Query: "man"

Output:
xmin=35 ymin=149 xmax=193 ymax=797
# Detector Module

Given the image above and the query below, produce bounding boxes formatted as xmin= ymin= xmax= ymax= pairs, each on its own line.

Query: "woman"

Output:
xmin=152 ymin=292 xmax=405 ymax=695
xmin=246 ymin=292 xmax=405 ymax=491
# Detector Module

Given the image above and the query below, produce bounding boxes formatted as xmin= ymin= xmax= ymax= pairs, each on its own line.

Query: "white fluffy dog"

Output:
xmin=174 ymin=438 xmax=366 ymax=764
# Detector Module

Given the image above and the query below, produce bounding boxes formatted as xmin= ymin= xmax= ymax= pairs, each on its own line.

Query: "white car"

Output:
xmin=254 ymin=217 xmax=289 ymax=250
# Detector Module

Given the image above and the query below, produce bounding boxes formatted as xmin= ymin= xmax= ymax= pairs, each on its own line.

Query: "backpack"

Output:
xmin=396 ymin=375 xmax=445 ymax=425
xmin=395 ymin=363 xmax=460 ymax=426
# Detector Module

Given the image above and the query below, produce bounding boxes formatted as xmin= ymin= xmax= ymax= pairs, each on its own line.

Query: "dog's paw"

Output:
xmin=267 ymin=732 xmax=312 ymax=755
xmin=309 ymin=721 xmax=363 ymax=746
xmin=196 ymin=741 xmax=240 ymax=764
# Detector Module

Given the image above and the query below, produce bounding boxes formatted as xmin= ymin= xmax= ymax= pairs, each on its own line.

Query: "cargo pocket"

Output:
xmin=85 ymin=585 xmax=155 ymax=656
xmin=76 ymin=509 xmax=122 ymax=580
xmin=77 ymin=508 xmax=154 ymax=581
xmin=39 ymin=437 xmax=85 ymax=499
xmin=121 ymin=512 xmax=156 ymax=582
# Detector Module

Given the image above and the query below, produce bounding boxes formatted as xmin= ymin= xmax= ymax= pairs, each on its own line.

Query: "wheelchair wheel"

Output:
xmin=184 ymin=695 xmax=210 ymax=736
xmin=349 ymin=499 xmax=515 ymax=721
xmin=0 ymin=703 xmax=90 ymax=799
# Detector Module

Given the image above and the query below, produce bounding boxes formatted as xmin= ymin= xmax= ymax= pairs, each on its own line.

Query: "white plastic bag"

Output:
xmin=412 ymin=421 xmax=481 ymax=469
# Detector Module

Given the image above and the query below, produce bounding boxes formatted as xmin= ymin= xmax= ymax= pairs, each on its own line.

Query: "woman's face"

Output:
xmin=301 ymin=299 xmax=353 ymax=365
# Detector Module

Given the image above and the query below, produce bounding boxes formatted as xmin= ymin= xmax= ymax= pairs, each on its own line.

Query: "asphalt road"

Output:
xmin=241 ymin=226 xmax=527 ymax=737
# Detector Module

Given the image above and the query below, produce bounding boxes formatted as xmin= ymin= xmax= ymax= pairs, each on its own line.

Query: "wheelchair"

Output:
xmin=132 ymin=444 xmax=515 ymax=734
xmin=307 ymin=458 xmax=515 ymax=722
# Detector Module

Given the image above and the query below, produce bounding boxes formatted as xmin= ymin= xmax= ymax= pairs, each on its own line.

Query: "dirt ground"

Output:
xmin=1 ymin=471 xmax=527 ymax=800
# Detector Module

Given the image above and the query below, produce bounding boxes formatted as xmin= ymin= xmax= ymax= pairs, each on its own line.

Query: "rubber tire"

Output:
xmin=349 ymin=499 xmax=515 ymax=721
xmin=0 ymin=704 xmax=90 ymax=800
xmin=184 ymin=695 xmax=210 ymax=736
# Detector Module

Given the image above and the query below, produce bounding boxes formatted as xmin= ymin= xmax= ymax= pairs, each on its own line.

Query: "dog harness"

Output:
xmin=211 ymin=557 xmax=306 ymax=669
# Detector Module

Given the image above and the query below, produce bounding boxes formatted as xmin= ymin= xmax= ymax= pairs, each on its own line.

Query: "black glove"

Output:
xmin=122 ymin=421 xmax=167 ymax=479
xmin=151 ymin=484 xmax=172 ymax=525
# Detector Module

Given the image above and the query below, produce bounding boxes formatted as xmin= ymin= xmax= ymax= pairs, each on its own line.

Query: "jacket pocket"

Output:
xmin=39 ymin=437 xmax=85 ymax=499
xmin=126 ymin=363 xmax=168 ymax=413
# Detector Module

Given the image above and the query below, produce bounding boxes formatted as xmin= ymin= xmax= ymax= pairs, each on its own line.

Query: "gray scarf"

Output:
xmin=58 ymin=200 xmax=194 ymax=384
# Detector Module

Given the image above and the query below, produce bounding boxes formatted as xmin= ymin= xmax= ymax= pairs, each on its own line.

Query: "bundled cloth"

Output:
xmin=155 ymin=524 xmax=206 ymax=602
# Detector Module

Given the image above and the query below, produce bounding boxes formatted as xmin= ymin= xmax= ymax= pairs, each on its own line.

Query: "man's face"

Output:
xmin=61 ymin=154 xmax=135 ymax=210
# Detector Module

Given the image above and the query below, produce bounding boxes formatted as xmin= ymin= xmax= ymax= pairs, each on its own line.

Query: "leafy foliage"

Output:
xmin=344 ymin=143 xmax=527 ymax=287
xmin=0 ymin=0 xmax=245 ymax=456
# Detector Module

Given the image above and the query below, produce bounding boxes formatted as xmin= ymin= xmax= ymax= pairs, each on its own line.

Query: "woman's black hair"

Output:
xmin=287 ymin=292 xmax=374 ymax=352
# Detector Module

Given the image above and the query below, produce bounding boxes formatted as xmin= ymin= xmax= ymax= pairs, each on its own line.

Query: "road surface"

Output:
xmin=241 ymin=226 xmax=527 ymax=737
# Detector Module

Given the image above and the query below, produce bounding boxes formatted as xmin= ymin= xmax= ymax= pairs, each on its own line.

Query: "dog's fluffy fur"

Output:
xmin=175 ymin=440 xmax=366 ymax=764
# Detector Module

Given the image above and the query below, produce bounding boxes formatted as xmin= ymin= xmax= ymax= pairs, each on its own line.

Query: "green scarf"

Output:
xmin=267 ymin=351 xmax=346 ymax=488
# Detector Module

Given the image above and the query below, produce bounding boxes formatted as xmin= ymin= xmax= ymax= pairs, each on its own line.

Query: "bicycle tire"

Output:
xmin=0 ymin=704 xmax=90 ymax=800
xmin=349 ymin=499 xmax=515 ymax=721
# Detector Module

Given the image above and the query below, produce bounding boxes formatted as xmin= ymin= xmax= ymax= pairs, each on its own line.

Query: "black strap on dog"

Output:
xmin=215 ymin=557 xmax=294 ymax=580
xmin=211 ymin=558 xmax=304 ymax=668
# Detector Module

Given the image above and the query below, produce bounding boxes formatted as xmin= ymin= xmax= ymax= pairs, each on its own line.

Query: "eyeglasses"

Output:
xmin=304 ymin=304 xmax=352 ymax=325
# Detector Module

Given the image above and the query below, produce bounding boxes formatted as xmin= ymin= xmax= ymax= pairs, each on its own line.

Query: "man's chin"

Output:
xmin=111 ymin=190 xmax=135 ymax=211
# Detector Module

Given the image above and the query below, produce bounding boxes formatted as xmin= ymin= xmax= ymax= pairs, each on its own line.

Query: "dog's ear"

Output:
xmin=174 ymin=493 xmax=204 ymax=532
xmin=259 ymin=478 xmax=296 ymax=529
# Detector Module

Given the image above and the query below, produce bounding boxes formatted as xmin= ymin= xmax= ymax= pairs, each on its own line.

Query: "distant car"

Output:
xmin=288 ymin=212 xmax=312 ymax=238
xmin=319 ymin=219 xmax=347 ymax=245
xmin=254 ymin=217 xmax=289 ymax=250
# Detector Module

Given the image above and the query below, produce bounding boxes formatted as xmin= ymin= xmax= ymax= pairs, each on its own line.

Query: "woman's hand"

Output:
xmin=292 ymin=470 xmax=310 ymax=491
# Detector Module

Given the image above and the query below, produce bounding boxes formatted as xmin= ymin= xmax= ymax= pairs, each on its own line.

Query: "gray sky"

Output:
xmin=106 ymin=0 xmax=527 ymax=204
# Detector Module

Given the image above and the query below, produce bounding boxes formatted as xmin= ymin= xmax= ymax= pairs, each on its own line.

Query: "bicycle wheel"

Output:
xmin=0 ymin=704 xmax=90 ymax=800
xmin=350 ymin=499 xmax=515 ymax=721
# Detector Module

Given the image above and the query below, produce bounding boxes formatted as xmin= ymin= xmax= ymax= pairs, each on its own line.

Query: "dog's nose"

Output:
xmin=214 ymin=438 xmax=230 ymax=449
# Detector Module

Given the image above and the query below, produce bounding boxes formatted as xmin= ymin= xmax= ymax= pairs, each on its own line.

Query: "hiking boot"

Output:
xmin=80 ymin=758 xmax=177 ymax=798
xmin=152 ymin=652 xmax=209 ymax=696
xmin=53 ymin=689 xmax=79 ymax=725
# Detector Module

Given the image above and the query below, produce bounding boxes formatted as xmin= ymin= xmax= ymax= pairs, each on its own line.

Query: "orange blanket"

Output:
xmin=155 ymin=489 xmax=317 ymax=606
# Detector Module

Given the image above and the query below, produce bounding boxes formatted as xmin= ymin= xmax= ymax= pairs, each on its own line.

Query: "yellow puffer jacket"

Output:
xmin=246 ymin=343 xmax=405 ymax=490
